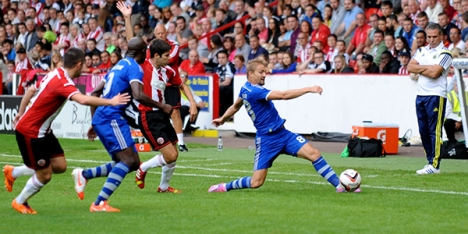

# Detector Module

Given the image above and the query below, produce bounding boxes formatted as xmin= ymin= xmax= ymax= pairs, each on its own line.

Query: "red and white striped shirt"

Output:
xmin=15 ymin=58 xmax=34 ymax=73
xmin=32 ymin=2 xmax=45 ymax=21
xmin=54 ymin=34 xmax=71 ymax=56
xmin=72 ymin=33 xmax=85 ymax=48
xmin=138 ymin=61 xmax=182 ymax=112
xmin=399 ymin=66 xmax=409 ymax=75
xmin=146 ymin=39 xmax=180 ymax=86
xmin=87 ymin=26 xmax=104 ymax=51
xmin=15 ymin=68 xmax=80 ymax=138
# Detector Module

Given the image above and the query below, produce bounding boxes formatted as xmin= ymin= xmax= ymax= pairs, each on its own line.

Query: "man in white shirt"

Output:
xmin=448 ymin=27 xmax=466 ymax=51
xmin=408 ymin=23 xmax=453 ymax=174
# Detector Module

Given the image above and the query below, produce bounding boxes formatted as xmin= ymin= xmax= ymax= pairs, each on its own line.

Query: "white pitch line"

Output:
xmin=2 ymin=155 xmax=468 ymax=196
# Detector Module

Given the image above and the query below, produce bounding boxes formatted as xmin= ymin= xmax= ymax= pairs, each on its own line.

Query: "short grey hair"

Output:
xmin=426 ymin=23 xmax=444 ymax=35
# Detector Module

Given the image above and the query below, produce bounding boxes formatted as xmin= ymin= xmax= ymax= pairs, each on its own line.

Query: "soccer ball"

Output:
xmin=339 ymin=169 xmax=362 ymax=191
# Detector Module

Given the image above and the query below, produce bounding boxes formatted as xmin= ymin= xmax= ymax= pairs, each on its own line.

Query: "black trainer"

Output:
xmin=179 ymin=144 xmax=189 ymax=152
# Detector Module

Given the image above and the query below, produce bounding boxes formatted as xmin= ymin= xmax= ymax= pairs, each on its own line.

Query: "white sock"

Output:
xmin=177 ymin=133 xmax=184 ymax=145
xmin=159 ymin=162 xmax=176 ymax=191
xmin=12 ymin=165 xmax=35 ymax=178
xmin=140 ymin=154 xmax=167 ymax=172
xmin=16 ymin=174 xmax=44 ymax=204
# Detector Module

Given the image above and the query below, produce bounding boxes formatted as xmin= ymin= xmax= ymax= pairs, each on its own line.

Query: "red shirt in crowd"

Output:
xmin=179 ymin=60 xmax=206 ymax=74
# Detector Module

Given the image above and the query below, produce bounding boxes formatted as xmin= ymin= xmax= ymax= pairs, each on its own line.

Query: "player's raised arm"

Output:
xmin=267 ymin=86 xmax=323 ymax=101
xmin=116 ymin=1 xmax=134 ymax=41
xmin=71 ymin=92 xmax=130 ymax=106
xmin=213 ymin=97 xmax=243 ymax=127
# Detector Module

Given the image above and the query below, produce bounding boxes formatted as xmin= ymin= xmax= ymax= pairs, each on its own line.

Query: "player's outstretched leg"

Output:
xmin=209 ymin=176 xmax=252 ymax=192
xmin=3 ymin=165 xmax=35 ymax=192
xmin=89 ymin=162 xmax=131 ymax=212
xmin=13 ymin=173 xmax=45 ymax=214
xmin=136 ymin=154 xmax=167 ymax=189
xmin=72 ymin=162 xmax=116 ymax=200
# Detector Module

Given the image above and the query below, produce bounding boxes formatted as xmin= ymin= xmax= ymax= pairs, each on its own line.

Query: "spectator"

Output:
xmin=219 ymin=0 xmax=238 ymax=21
xmin=256 ymin=17 xmax=269 ymax=44
xmin=398 ymin=49 xmax=411 ymax=75
xmin=335 ymin=0 xmax=363 ymax=40
xmin=187 ymin=36 xmax=209 ymax=60
xmin=215 ymin=50 xmax=236 ymax=116
xmin=179 ymin=70 xmax=205 ymax=132
xmin=296 ymin=32 xmax=311 ymax=62
xmin=225 ymin=21 xmax=245 ymax=39
xmin=311 ymin=16 xmax=331 ymax=50
xmin=299 ymin=20 xmax=313 ymax=42
xmin=234 ymin=54 xmax=246 ymax=75
xmin=200 ymin=19 xmax=213 ymax=47
xmin=388 ymin=14 xmax=403 ymax=39
xmin=336 ymin=39 xmax=350 ymax=62
xmin=161 ymin=7 xmax=173 ymax=29
xmin=166 ymin=22 xmax=177 ymax=41
xmin=462 ymin=11 xmax=468 ymax=41
xmin=223 ymin=37 xmax=236 ymax=62
xmin=148 ymin=5 xmax=162 ymax=29
xmin=444 ymin=81 xmax=463 ymax=142
xmin=96 ymin=51 xmax=111 ymax=72
xmin=109 ymin=50 xmax=122 ymax=67
xmin=417 ymin=11 xmax=430 ymax=31
xmin=86 ymin=38 xmax=101 ymax=55
xmin=359 ymin=54 xmax=380 ymax=74
xmin=329 ymin=0 xmax=346 ymax=35
xmin=402 ymin=17 xmax=419 ymax=48
xmin=440 ymin=0 xmax=457 ymax=20
xmin=170 ymin=2 xmax=191 ymax=25
xmin=332 ymin=54 xmax=354 ymax=73
xmin=366 ymin=14 xmax=380 ymax=48
xmin=323 ymin=5 xmax=333 ymax=28
xmin=15 ymin=48 xmax=33 ymax=72
xmin=175 ymin=16 xmax=193 ymax=45
xmin=200 ymin=34 xmax=224 ymax=72
xmin=385 ymin=34 xmax=396 ymax=56
xmin=408 ymin=0 xmax=421 ymax=24
xmin=70 ymin=23 xmax=84 ymax=48
xmin=449 ymin=27 xmax=465 ymax=51
xmin=2 ymin=39 xmax=16 ymax=61
xmin=53 ymin=22 xmax=70 ymax=56
xmin=248 ymin=35 xmax=269 ymax=61
xmin=379 ymin=50 xmax=401 ymax=74
xmin=3 ymin=60 xmax=15 ymax=95
xmin=413 ymin=30 xmax=428 ymax=54
xmin=23 ymin=19 xmax=40 ymax=52
xmin=35 ymin=42 xmax=52 ymax=71
xmin=233 ymin=33 xmax=251 ymax=63
xmin=367 ymin=29 xmax=388 ymax=65
xmin=87 ymin=17 xmax=105 ymax=51
xmin=270 ymin=51 xmax=297 ymax=74
xmin=50 ymin=51 xmax=63 ymax=71
xmin=16 ymin=22 xmax=27 ymax=47
xmin=395 ymin=36 xmax=411 ymax=56
xmin=439 ymin=12 xmax=457 ymax=43
xmin=346 ymin=13 xmax=370 ymax=56
xmin=380 ymin=1 xmax=394 ymax=18
xmin=234 ymin=0 xmax=248 ymax=21
xmin=325 ymin=34 xmax=338 ymax=62
xmin=215 ymin=9 xmax=232 ymax=37
xmin=301 ymin=50 xmax=331 ymax=74
xmin=180 ymin=50 xmax=206 ymax=74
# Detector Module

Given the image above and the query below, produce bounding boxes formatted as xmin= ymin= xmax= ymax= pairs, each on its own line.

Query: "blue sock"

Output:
xmin=83 ymin=162 xmax=116 ymax=180
xmin=312 ymin=156 xmax=340 ymax=187
xmin=225 ymin=176 xmax=252 ymax=191
xmin=94 ymin=162 xmax=129 ymax=205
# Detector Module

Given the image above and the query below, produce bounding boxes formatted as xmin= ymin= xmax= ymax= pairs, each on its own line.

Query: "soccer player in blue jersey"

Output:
xmin=209 ymin=58 xmax=356 ymax=193
xmin=71 ymin=37 xmax=173 ymax=212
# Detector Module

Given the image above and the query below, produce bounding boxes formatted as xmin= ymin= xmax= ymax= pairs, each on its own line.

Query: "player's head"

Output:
xmin=63 ymin=48 xmax=85 ymax=78
xmin=246 ymin=58 xmax=268 ymax=86
xmin=126 ymin=37 xmax=147 ymax=64
xmin=154 ymin=24 xmax=167 ymax=40
xmin=149 ymin=39 xmax=171 ymax=67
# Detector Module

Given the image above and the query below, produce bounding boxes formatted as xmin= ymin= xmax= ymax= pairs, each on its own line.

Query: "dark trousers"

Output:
xmin=416 ymin=95 xmax=446 ymax=169
xmin=444 ymin=118 xmax=463 ymax=141
xmin=180 ymin=106 xmax=201 ymax=130
xmin=219 ymin=85 xmax=233 ymax=117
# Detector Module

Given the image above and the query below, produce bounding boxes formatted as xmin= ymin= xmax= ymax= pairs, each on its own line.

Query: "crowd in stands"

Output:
xmin=0 ymin=0 xmax=466 ymax=98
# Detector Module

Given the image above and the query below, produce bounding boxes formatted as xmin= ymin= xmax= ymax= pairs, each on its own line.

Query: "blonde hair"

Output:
xmin=333 ymin=55 xmax=348 ymax=73
xmin=51 ymin=52 xmax=63 ymax=70
xmin=247 ymin=58 xmax=268 ymax=77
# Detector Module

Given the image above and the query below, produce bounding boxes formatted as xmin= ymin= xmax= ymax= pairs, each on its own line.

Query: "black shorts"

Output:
xmin=164 ymin=86 xmax=181 ymax=109
xmin=15 ymin=131 xmax=64 ymax=170
xmin=138 ymin=110 xmax=178 ymax=150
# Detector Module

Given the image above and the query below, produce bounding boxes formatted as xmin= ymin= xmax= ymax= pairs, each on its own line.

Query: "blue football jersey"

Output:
xmin=94 ymin=58 xmax=144 ymax=119
xmin=239 ymin=82 xmax=286 ymax=135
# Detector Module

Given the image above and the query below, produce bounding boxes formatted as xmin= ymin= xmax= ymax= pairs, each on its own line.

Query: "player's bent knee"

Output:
xmin=163 ymin=151 xmax=178 ymax=164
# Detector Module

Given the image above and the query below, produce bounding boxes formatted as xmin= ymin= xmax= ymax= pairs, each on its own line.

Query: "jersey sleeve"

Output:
xmin=128 ymin=62 xmax=144 ymax=84
xmin=436 ymin=50 xmax=453 ymax=70
xmin=57 ymin=78 xmax=80 ymax=100
xmin=168 ymin=67 xmax=183 ymax=86
xmin=250 ymin=85 xmax=271 ymax=101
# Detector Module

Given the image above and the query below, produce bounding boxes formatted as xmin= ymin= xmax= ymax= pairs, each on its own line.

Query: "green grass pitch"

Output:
xmin=0 ymin=134 xmax=468 ymax=234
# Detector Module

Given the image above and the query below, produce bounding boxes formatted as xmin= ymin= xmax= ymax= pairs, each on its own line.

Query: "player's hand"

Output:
xmin=110 ymin=93 xmax=131 ymax=106
xmin=189 ymin=105 xmax=198 ymax=122
xmin=309 ymin=86 xmax=323 ymax=95
xmin=212 ymin=118 xmax=224 ymax=127
xmin=162 ymin=103 xmax=173 ymax=115
xmin=87 ymin=126 xmax=97 ymax=142
xmin=116 ymin=1 xmax=132 ymax=18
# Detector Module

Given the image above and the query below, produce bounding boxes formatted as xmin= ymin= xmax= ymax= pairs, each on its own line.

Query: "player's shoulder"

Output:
xmin=166 ymin=38 xmax=179 ymax=46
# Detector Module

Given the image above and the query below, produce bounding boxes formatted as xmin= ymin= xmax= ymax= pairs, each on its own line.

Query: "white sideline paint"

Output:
xmin=2 ymin=154 xmax=468 ymax=196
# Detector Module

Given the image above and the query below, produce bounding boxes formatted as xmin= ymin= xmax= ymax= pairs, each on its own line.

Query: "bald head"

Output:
xmin=127 ymin=37 xmax=147 ymax=63
xmin=154 ymin=24 xmax=167 ymax=40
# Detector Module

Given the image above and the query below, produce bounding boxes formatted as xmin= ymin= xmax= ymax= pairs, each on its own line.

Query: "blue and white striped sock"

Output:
xmin=83 ymin=162 xmax=116 ymax=180
xmin=312 ymin=156 xmax=340 ymax=187
xmin=94 ymin=162 xmax=129 ymax=205
xmin=225 ymin=176 xmax=252 ymax=191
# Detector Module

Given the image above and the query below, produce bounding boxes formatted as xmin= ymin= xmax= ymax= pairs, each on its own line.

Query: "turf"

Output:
xmin=1 ymin=134 xmax=467 ymax=234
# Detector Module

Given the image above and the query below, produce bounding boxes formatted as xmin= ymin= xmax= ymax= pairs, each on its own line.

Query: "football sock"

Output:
xmin=159 ymin=162 xmax=176 ymax=191
xmin=177 ymin=133 xmax=185 ymax=145
xmin=225 ymin=176 xmax=252 ymax=191
xmin=12 ymin=165 xmax=35 ymax=178
xmin=82 ymin=161 xmax=116 ymax=180
xmin=140 ymin=154 xmax=167 ymax=172
xmin=312 ymin=156 xmax=340 ymax=187
xmin=94 ymin=162 xmax=129 ymax=205
xmin=16 ymin=174 xmax=44 ymax=204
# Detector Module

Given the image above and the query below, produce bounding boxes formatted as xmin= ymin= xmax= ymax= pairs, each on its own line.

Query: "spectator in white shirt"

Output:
xmin=448 ymin=27 xmax=466 ymax=51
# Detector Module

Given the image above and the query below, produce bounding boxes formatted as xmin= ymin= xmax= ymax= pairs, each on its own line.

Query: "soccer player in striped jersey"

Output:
xmin=116 ymin=2 xmax=198 ymax=193
xmin=208 ymin=58 xmax=354 ymax=193
xmin=6 ymin=48 xmax=130 ymax=214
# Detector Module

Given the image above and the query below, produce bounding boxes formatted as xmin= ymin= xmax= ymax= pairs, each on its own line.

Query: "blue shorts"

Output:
xmin=254 ymin=127 xmax=308 ymax=170
xmin=93 ymin=117 xmax=136 ymax=159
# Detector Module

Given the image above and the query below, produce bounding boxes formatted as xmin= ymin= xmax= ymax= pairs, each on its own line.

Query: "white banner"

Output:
xmin=51 ymin=101 xmax=92 ymax=139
